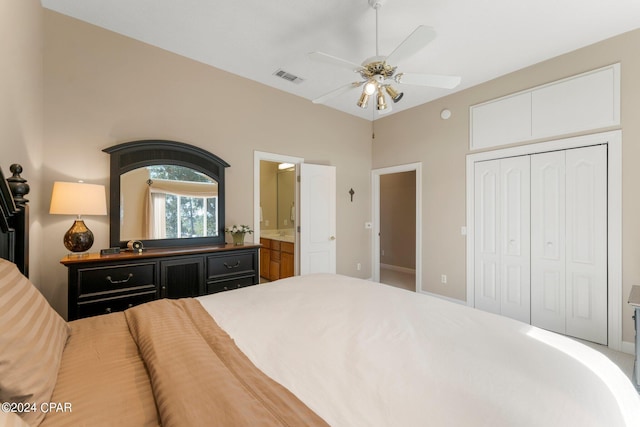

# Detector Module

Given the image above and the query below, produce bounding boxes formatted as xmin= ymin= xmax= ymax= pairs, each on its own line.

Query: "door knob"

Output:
xmin=330 ymin=236 xmax=336 ymax=241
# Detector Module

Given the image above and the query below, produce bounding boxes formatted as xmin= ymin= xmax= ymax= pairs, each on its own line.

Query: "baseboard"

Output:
xmin=419 ymin=290 xmax=467 ymax=306
xmin=380 ymin=263 xmax=415 ymax=275
xmin=621 ymin=340 xmax=636 ymax=355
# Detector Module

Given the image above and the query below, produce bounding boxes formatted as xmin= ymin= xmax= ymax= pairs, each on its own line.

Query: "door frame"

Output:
xmin=254 ymin=151 xmax=304 ymax=275
xmin=372 ymin=162 xmax=422 ymax=292
xmin=466 ymin=130 xmax=622 ymax=351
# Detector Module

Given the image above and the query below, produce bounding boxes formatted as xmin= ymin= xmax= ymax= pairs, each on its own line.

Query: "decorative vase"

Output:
xmin=232 ymin=232 xmax=245 ymax=245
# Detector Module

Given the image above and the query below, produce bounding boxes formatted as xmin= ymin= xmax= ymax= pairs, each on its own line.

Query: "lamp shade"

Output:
xmin=49 ymin=181 xmax=107 ymax=216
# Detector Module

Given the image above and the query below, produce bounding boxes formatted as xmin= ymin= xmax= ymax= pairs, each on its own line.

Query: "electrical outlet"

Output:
xmin=441 ymin=274 xmax=447 ymax=284
xmin=357 ymin=263 xmax=361 ymax=271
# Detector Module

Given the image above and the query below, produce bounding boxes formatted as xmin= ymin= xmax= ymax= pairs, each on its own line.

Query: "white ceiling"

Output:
xmin=41 ymin=0 xmax=640 ymax=121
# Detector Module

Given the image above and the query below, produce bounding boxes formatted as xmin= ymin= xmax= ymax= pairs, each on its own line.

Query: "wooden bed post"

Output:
xmin=7 ymin=164 xmax=29 ymax=277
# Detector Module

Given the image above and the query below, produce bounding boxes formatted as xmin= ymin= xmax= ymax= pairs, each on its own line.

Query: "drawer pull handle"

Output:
xmin=105 ymin=273 xmax=134 ymax=284
xmin=223 ymin=261 xmax=241 ymax=269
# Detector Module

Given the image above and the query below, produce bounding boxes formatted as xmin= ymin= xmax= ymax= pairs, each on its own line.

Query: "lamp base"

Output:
xmin=64 ymin=219 xmax=94 ymax=253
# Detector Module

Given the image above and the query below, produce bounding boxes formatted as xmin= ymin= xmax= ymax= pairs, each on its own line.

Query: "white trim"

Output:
xmin=466 ymin=130 xmax=622 ymax=351
xmin=372 ymin=162 xmax=422 ymax=293
xmin=621 ymin=341 xmax=636 ymax=356
xmin=253 ymin=151 xmax=304 ymax=275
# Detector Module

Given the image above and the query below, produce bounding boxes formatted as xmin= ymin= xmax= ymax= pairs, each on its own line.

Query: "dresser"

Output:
xmin=62 ymin=244 xmax=259 ymax=320
xmin=629 ymin=285 xmax=640 ymax=391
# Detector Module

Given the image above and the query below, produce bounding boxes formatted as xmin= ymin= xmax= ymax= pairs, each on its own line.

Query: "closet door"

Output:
xmin=565 ymin=145 xmax=607 ymax=344
xmin=475 ymin=160 xmax=501 ymax=315
xmin=475 ymin=157 xmax=530 ymax=322
xmin=531 ymin=151 xmax=566 ymax=334
xmin=531 ymin=145 xmax=607 ymax=344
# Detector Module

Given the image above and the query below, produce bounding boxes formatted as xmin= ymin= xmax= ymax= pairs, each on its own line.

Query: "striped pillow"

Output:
xmin=0 ymin=259 xmax=70 ymax=426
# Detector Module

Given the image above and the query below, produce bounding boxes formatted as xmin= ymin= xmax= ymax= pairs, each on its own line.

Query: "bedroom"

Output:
xmin=3 ymin=0 xmax=640 ymax=346
xmin=1 ymin=0 xmax=640 ymax=398
xmin=2 ymin=0 xmax=640 ymax=425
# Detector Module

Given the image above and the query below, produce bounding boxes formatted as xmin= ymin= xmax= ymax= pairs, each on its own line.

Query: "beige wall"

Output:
xmin=260 ymin=161 xmax=278 ymax=230
xmin=0 ymin=0 xmax=44 ymax=284
xmin=42 ymin=11 xmax=372 ymax=318
xmin=373 ymin=28 xmax=640 ymax=343
xmin=380 ymin=171 xmax=416 ymax=269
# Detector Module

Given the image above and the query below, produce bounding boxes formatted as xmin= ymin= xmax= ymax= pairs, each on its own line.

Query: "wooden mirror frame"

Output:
xmin=103 ymin=140 xmax=230 ymax=248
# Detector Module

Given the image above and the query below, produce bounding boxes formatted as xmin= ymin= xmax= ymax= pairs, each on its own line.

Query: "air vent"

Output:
xmin=273 ymin=69 xmax=304 ymax=84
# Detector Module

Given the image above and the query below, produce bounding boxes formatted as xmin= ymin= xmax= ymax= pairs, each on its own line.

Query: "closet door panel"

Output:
xmin=531 ymin=151 xmax=566 ymax=334
xmin=500 ymin=156 xmax=530 ymax=323
xmin=474 ymin=160 xmax=501 ymax=314
xmin=565 ymin=145 xmax=607 ymax=344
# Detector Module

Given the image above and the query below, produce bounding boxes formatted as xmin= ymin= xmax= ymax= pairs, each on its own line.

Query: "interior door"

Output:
xmin=300 ymin=163 xmax=336 ymax=274
xmin=530 ymin=150 xmax=566 ymax=334
xmin=564 ymin=145 xmax=607 ymax=344
xmin=531 ymin=145 xmax=607 ymax=344
xmin=474 ymin=157 xmax=530 ymax=322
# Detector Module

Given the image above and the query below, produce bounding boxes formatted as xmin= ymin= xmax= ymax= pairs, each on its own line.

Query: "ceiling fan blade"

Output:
xmin=308 ymin=52 xmax=364 ymax=72
xmin=385 ymin=25 xmax=437 ymax=65
xmin=312 ymin=81 xmax=364 ymax=104
xmin=395 ymin=73 xmax=461 ymax=89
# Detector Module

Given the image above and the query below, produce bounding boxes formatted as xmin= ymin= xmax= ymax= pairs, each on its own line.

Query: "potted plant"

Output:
xmin=225 ymin=224 xmax=253 ymax=245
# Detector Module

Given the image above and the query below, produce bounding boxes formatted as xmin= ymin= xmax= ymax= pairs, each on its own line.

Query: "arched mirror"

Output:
xmin=104 ymin=140 xmax=229 ymax=248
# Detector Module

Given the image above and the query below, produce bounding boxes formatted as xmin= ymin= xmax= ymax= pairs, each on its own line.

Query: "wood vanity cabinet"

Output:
xmin=260 ymin=237 xmax=294 ymax=281
xmin=62 ymin=244 xmax=259 ymax=320
xmin=260 ymin=238 xmax=271 ymax=279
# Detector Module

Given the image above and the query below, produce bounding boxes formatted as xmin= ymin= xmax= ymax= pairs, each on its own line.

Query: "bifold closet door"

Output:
xmin=531 ymin=145 xmax=607 ymax=344
xmin=474 ymin=156 xmax=530 ymax=323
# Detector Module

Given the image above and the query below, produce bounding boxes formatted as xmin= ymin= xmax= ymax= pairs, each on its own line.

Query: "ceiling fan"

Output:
xmin=309 ymin=0 xmax=461 ymax=113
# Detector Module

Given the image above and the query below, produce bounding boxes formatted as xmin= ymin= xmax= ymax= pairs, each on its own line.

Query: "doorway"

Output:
xmin=254 ymin=152 xmax=303 ymax=279
xmin=372 ymin=163 xmax=422 ymax=292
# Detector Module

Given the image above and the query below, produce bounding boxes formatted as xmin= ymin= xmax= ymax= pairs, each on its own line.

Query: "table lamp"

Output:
xmin=49 ymin=181 xmax=107 ymax=253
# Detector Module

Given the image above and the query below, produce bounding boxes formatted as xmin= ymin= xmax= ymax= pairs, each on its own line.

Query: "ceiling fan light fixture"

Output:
xmin=357 ymin=92 xmax=371 ymax=109
xmin=363 ymin=79 xmax=377 ymax=95
xmin=385 ymin=85 xmax=404 ymax=103
xmin=376 ymin=89 xmax=388 ymax=111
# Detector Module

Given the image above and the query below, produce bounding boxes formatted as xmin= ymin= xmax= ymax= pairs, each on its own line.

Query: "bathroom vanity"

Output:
xmin=260 ymin=236 xmax=294 ymax=281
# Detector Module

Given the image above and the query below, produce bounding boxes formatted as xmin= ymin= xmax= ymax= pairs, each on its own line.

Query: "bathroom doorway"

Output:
xmin=254 ymin=152 xmax=303 ymax=281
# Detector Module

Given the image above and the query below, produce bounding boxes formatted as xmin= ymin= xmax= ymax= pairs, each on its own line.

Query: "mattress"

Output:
xmin=197 ymin=273 xmax=640 ymax=427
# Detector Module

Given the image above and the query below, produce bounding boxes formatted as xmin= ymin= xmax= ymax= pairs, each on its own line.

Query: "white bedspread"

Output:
xmin=197 ymin=274 xmax=640 ymax=426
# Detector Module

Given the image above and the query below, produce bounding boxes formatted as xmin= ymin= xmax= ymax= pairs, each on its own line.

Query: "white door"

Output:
xmin=565 ymin=145 xmax=607 ymax=344
xmin=474 ymin=156 xmax=530 ymax=322
xmin=531 ymin=151 xmax=567 ymax=334
xmin=531 ymin=145 xmax=607 ymax=344
xmin=499 ymin=156 xmax=531 ymax=323
xmin=474 ymin=160 xmax=501 ymax=314
xmin=300 ymin=163 xmax=336 ymax=274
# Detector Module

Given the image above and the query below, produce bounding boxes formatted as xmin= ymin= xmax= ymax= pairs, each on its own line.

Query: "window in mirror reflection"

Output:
xmin=120 ymin=165 xmax=219 ymax=240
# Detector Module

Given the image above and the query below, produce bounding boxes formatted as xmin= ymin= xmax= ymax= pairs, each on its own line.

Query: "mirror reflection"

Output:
xmin=120 ymin=165 xmax=219 ymax=241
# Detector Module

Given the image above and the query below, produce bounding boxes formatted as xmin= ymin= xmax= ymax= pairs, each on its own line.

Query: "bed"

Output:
xmin=1 ymin=165 xmax=640 ymax=427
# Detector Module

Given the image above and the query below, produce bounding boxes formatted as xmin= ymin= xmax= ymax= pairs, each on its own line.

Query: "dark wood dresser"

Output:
xmin=61 ymin=244 xmax=260 ymax=320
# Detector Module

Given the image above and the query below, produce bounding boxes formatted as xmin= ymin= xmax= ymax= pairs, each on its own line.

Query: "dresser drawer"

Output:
xmin=207 ymin=275 xmax=256 ymax=294
xmin=76 ymin=290 xmax=157 ymax=319
xmin=207 ymin=251 xmax=256 ymax=279
xmin=76 ymin=263 xmax=156 ymax=297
